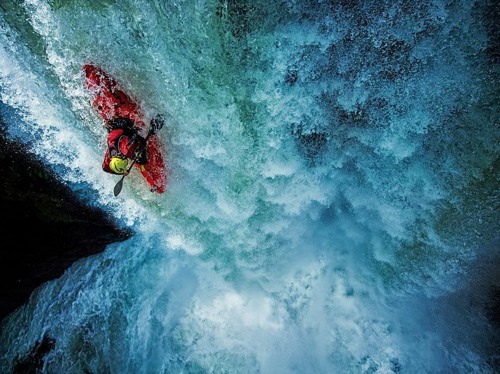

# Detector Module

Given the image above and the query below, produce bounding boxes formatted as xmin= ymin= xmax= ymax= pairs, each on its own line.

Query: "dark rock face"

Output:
xmin=0 ymin=125 xmax=132 ymax=322
xmin=12 ymin=333 xmax=55 ymax=374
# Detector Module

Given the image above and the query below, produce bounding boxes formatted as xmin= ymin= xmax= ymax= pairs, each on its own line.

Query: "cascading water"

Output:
xmin=0 ymin=0 xmax=498 ymax=372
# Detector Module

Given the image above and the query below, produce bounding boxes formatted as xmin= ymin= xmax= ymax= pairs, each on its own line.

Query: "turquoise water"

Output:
xmin=0 ymin=0 xmax=498 ymax=372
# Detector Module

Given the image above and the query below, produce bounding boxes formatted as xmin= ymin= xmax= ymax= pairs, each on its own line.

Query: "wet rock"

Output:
xmin=0 ymin=124 xmax=131 ymax=322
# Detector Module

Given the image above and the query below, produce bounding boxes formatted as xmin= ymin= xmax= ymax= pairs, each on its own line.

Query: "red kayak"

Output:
xmin=83 ymin=63 xmax=166 ymax=193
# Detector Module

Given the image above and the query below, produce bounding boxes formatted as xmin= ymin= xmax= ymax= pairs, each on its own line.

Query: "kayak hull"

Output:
xmin=83 ymin=64 xmax=166 ymax=193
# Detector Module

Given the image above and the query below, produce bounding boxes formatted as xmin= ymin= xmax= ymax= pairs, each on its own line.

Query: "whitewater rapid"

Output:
xmin=0 ymin=0 xmax=498 ymax=373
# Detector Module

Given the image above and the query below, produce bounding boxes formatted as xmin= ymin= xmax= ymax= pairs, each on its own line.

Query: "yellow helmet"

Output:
xmin=109 ymin=157 xmax=128 ymax=174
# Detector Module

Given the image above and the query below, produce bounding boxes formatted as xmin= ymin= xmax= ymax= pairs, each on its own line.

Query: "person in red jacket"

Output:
xmin=102 ymin=116 xmax=163 ymax=175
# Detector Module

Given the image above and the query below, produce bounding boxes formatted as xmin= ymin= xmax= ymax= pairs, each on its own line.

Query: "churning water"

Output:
xmin=0 ymin=0 xmax=498 ymax=372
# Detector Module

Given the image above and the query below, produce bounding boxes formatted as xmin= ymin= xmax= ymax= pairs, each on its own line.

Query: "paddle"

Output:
xmin=113 ymin=158 xmax=138 ymax=196
xmin=113 ymin=115 xmax=164 ymax=196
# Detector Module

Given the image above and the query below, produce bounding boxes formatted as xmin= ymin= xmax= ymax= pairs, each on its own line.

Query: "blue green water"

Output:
xmin=0 ymin=0 xmax=498 ymax=372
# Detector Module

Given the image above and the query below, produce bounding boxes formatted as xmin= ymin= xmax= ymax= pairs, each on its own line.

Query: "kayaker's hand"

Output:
xmin=134 ymin=147 xmax=149 ymax=165
xmin=150 ymin=114 xmax=165 ymax=134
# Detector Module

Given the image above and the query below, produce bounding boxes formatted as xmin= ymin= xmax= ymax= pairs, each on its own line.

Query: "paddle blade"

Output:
xmin=114 ymin=176 xmax=125 ymax=196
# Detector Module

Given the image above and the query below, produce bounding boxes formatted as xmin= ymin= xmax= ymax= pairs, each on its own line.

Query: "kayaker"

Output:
xmin=102 ymin=115 xmax=164 ymax=175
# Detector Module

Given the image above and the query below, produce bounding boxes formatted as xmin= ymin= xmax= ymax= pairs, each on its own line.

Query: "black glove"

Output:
xmin=150 ymin=114 xmax=165 ymax=134
xmin=134 ymin=146 xmax=149 ymax=165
